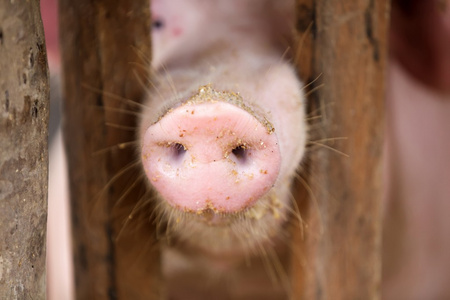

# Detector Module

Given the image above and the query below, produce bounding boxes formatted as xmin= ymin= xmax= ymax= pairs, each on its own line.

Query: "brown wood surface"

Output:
xmin=291 ymin=0 xmax=389 ymax=299
xmin=0 ymin=0 xmax=49 ymax=298
xmin=59 ymin=0 xmax=161 ymax=298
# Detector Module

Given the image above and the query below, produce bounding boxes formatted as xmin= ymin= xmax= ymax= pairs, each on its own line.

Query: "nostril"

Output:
xmin=231 ymin=145 xmax=248 ymax=164
xmin=170 ymin=142 xmax=187 ymax=162
xmin=142 ymin=100 xmax=283 ymax=213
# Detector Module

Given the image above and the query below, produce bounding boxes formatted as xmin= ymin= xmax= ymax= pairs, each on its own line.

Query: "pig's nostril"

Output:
xmin=142 ymin=101 xmax=283 ymax=213
xmin=170 ymin=142 xmax=187 ymax=161
xmin=231 ymin=145 xmax=247 ymax=164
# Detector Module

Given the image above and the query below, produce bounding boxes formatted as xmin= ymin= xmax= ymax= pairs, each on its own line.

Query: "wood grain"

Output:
xmin=291 ymin=0 xmax=389 ymax=299
xmin=59 ymin=0 xmax=162 ymax=298
xmin=0 ymin=0 xmax=49 ymax=298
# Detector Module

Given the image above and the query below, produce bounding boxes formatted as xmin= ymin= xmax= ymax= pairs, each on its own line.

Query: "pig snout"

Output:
xmin=141 ymin=86 xmax=281 ymax=213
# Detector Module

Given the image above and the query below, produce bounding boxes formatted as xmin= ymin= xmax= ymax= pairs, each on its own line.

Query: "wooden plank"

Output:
xmin=59 ymin=0 xmax=161 ymax=298
xmin=291 ymin=0 xmax=389 ymax=298
xmin=0 ymin=0 xmax=49 ymax=298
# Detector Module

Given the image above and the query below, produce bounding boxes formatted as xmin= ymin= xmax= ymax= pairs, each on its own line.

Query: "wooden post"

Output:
xmin=0 ymin=0 xmax=49 ymax=298
xmin=59 ymin=0 xmax=161 ymax=298
xmin=291 ymin=0 xmax=389 ymax=299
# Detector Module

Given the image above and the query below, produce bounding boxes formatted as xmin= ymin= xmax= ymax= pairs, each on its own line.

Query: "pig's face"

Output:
xmin=150 ymin=0 xmax=209 ymax=67
xmin=140 ymin=0 xmax=306 ymax=256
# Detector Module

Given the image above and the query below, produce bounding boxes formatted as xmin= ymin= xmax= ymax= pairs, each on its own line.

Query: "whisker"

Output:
xmin=294 ymin=21 xmax=313 ymax=66
xmin=301 ymin=73 xmax=323 ymax=91
xmin=104 ymin=161 xmax=142 ymax=193
xmin=81 ymin=83 xmax=146 ymax=111
xmin=92 ymin=141 xmax=139 ymax=156
xmin=235 ymin=227 xmax=253 ymax=267
xmin=149 ymin=199 xmax=164 ymax=224
xmin=305 ymin=115 xmax=322 ymax=122
xmin=294 ymin=172 xmax=324 ymax=235
xmin=263 ymin=46 xmax=292 ymax=78
xmin=304 ymin=83 xmax=325 ymax=98
xmin=160 ymin=64 xmax=180 ymax=101
xmin=150 ymin=200 xmax=166 ymax=240
xmin=266 ymin=245 xmax=290 ymax=294
xmin=132 ymin=68 xmax=154 ymax=100
xmin=128 ymin=61 xmax=151 ymax=75
xmin=280 ymin=46 xmax=291 ymax=62
xmin=89 ymin=160 xmax=142 ymax=220
xmin=130 ymin=45 xmax=152 ymax=69
xmin=305 ymin=100 xmax=336 ymax=121
xmin=89 ymin=104 xmax=143 ymax=117
xmin=306 ymin=105 xmax=323 ymax=119
xmin=255 ymin=239 xmax=278 ymax=285
xmin=114 ymin=173 xmax=146 ymax=210
xmin=165 ymin=206 xmax=178 ymax=243
xmin=115 ymin=188 xmax=149 ymax=242
xmin=105 ymin=122 xmax=137 ymax=131
xmin=286 ymin=193 xmax=304 ymax=239
xmin=141 ymin=72 xmax=167 ymax=105
xmin=306 ymin=123 xmax=329 ymax=138
xmin=309 ymin=136 xmax=348 ymax=143
xmin=307 ymin=141 xmax=349 ymax=158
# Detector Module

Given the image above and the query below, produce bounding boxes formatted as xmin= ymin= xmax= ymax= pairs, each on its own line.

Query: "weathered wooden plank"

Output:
xmin=291 ymin=0 xmax=389 ymax=298
xmin=0 ymin=0 xmax=49 ymax=298
xmin=59 ymin=0 xmax=161 ymax=298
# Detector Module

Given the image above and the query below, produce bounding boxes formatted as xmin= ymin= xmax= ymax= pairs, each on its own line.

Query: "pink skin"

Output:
xmin=150 ymin=0 xmax=206 ymax=68
xmin=142 ymin=100 xmax=281 ymax=213
xmin=143 ymin=0 xmax=305 ymax=296
xmin=150 ymin=0 xmax=294 ymax=68
xmin=143 ymin=0 xmax=305 ymax=222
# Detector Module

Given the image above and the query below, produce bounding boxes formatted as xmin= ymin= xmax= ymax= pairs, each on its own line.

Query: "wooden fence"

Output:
xmin=0 ymin=0 xmax=388 ymax=298
xmin=0 ymin=0 xmax=49 ymax=298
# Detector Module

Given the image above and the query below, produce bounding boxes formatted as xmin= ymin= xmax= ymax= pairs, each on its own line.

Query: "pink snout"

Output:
xmin=141 ymin=101 xmax=281 ymax=213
